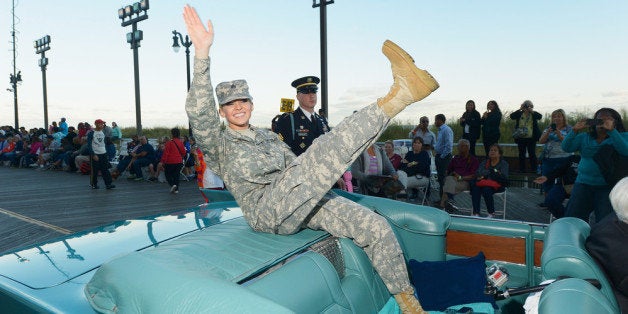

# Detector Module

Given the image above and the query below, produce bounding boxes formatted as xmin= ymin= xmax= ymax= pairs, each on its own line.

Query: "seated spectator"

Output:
xmin=533 ymin=155 xmax=580 ymax=219
xmin=351 ymin=144 xmax=400 ymax=197
xmin=4 ymin=135 xmax=24 ymax=167
xmin=0 ymin=134 xmax=16 ymax=164
xmin=36 ymin=135 xmax=61 ymax=170
xmin=48 ymin=137 xmax=75 ymax=170
xmin=21 ymin=136 xmax=43 ymax=167
xmin=72 ymin=137 xmax=90 ymax=173
xmin=51 ymin=126 xmax=65 ymax=144
xmin=111 ymin=135 xmax=139 ymax=179
xmin=585 ymin=176 xmax=628 ymax=313
xmin=440 ymin=139 xmax=479 ymax=210
xmin=384 ymin=140 xmax=402 ymax=170
xmin=128 ymin=136 xmax=156 ymax=181
xmin=397 ymin=137 xmax=431 ymax=199
xmin=148 ymin=137 xmax=168 ymax=182
xmin=469 ymin=144 xmax=509 ymax=218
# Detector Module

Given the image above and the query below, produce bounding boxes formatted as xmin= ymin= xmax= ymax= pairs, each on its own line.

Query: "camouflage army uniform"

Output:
xmin=185 ymin=57 xmax=412 ymax=294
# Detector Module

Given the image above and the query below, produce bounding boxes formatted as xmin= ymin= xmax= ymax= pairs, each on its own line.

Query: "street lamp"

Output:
xmin=34 ymin=35 xmax=51 ymax=131
xmin=171 ymin=30 xmax=193 ymax=136
xmin=312 ymin=0 xmax=334 ymax=119
xmin=9 ymin=71 xmax=22 ymax=129
xmin=117 ymin=0 xmax=149 ymax=135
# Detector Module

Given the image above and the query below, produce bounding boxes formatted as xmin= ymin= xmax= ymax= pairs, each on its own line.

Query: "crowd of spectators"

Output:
xmin=0 ymin=120 xmax=212 ymax=193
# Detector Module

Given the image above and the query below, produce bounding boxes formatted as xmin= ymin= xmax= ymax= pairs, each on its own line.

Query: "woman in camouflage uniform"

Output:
xmin=183 ymin=5 xmax=438 ymax=313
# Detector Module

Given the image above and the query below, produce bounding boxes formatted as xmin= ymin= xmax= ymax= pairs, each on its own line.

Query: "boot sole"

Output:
xmin=382 ymin=40 xmax=439 ymax=96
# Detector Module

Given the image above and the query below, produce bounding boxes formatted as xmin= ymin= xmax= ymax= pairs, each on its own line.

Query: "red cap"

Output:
xmin=94 ymin=119 xmax=106 ymax=125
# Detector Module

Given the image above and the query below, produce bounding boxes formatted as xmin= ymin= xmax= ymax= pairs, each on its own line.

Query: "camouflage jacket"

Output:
xmin=185 ymin=57 xmax=296 ymax=228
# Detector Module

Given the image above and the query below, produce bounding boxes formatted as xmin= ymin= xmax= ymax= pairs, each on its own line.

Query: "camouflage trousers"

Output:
xmin=258 ymin=102 xmax=412 ymax=294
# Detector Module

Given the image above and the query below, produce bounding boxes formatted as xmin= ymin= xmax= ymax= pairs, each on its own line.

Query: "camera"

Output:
xmin=550 ymin=123 xmax=557 ymax=131
xmin=522 ymin=103 xmax=529 ymax=109
xmin=586 ymin=118 xmax=604 ymax=126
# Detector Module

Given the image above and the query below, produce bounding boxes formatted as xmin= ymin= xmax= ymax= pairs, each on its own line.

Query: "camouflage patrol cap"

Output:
xmin=215 ymin=79 xmax=253 ymax=106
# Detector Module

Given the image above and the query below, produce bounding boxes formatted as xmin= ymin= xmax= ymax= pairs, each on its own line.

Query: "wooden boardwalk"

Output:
xmin=0 ymin=166 xmax=550 ymax=255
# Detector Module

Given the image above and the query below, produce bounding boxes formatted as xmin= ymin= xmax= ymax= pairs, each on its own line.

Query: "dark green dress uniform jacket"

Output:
xmin=274 ymin=107 xmax=330 ymax=156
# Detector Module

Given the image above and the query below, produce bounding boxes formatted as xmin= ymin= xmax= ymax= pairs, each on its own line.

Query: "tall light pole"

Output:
xmin=171 ymin=30 xmax=193 ymax=136
xmin=312 ymin=0 xmax=334 ymax=119
xmin=35 ymin=35 xmax=51 ymax=131
xmin=9 ymin=0 xmax=20 ymax=130
xmin=117 ymin=0 xmax=149 ymax=136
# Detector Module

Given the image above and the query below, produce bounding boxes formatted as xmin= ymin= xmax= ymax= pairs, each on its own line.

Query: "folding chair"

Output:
xmin=460 ymin=188 xmax=507 ymax=219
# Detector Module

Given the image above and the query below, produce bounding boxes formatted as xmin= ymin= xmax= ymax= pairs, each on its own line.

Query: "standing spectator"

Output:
xmin=384 ymin=140 xmax=402 ymax=170
xmin=58 ymin=117 xmax=68 ymax=135
xmin=86 ymin=119 xmax=115 ymax=190
xmin=533 ymin=155 xmax=580 ymax=219
xmin=111 ymin=122 xmax=122 ymax=142
xmin=274 ymin=75 xmax=330 ymax=156
xmin=434 ymin=113 xmax=453 ymax=200
xmin=459 ymin=100 xmax=481 ymax=156
xmin=562 ymin=108 xmax=628 ymax=223
xmin=481 ymin=100 xmax=502 ymax=156
xmin=440 ymin=139 xmax=479 ymax=210
xmin=538 ymin=109 xmax=572 ymax=203
xmin=470 ymin=144 xmax=509 ymax=218
xmin=102 ymin=122 xmax=116 ymax=161
xmin=510 ymin=100 xmax=542 ymax=173
xmin=408 ymin=116 xmax=436 ymax=151
xmin=158 ymin=128 xmax=186 ymax=194
xmin=397 ymin=137 xmax=431 ymax=199
xmin=585 ymin=176 xmax=628 ymax=314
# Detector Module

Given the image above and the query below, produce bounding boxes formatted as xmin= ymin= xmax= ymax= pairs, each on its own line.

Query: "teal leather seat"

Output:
xmin=540 ymin=218 xmax=619 ymax=313
xmin=539 ymin=278 xmax=617 ymax=314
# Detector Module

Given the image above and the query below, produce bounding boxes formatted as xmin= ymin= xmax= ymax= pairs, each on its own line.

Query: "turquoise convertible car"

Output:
xmin=0 ymin=189 xmax=620 ymax=313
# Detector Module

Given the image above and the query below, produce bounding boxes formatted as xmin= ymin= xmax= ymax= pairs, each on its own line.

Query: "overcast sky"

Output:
xmin=2 ymin=0 xmax=628 ymax=130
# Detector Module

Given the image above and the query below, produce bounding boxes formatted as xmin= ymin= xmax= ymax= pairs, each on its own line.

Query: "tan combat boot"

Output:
xmin=378 ymin=40 xmax=439 ymax=118
xmin=394 ymin=290 xmax=427 ymax=314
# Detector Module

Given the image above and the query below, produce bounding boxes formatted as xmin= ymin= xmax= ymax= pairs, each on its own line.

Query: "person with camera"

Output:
xmin=561 ymin=108 xmax=628 ymax=224
xmin=509 ymin=100 xmax=542 ymax=173
xmin=538 ymin=109 xmax=573 ymax=205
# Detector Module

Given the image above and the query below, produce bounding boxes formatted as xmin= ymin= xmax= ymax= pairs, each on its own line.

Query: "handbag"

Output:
xmin=476 ymin=179 xmax=502 ymax=190
xmin=512 ymin=127 xmax=528 ymax=139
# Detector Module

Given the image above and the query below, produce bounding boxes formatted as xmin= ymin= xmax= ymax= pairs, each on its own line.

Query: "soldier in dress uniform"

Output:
xmin=275 ymin=76 xmax=330 ymax=156
xmin=182 ymin=5 xmax=438 ymax=313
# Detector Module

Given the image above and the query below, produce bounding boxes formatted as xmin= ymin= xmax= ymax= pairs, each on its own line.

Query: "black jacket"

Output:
xmin=274 ymin=107 xmax=330 ymax=156
xmin=461 ymin=110 xmax=481 ymax=140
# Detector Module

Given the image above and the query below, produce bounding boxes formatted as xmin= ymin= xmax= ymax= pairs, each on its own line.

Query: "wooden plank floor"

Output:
xmin=0 ymin=166 xmax=205 ymax=255
xmin=0 ymin=166 xmax=550 ymax=255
